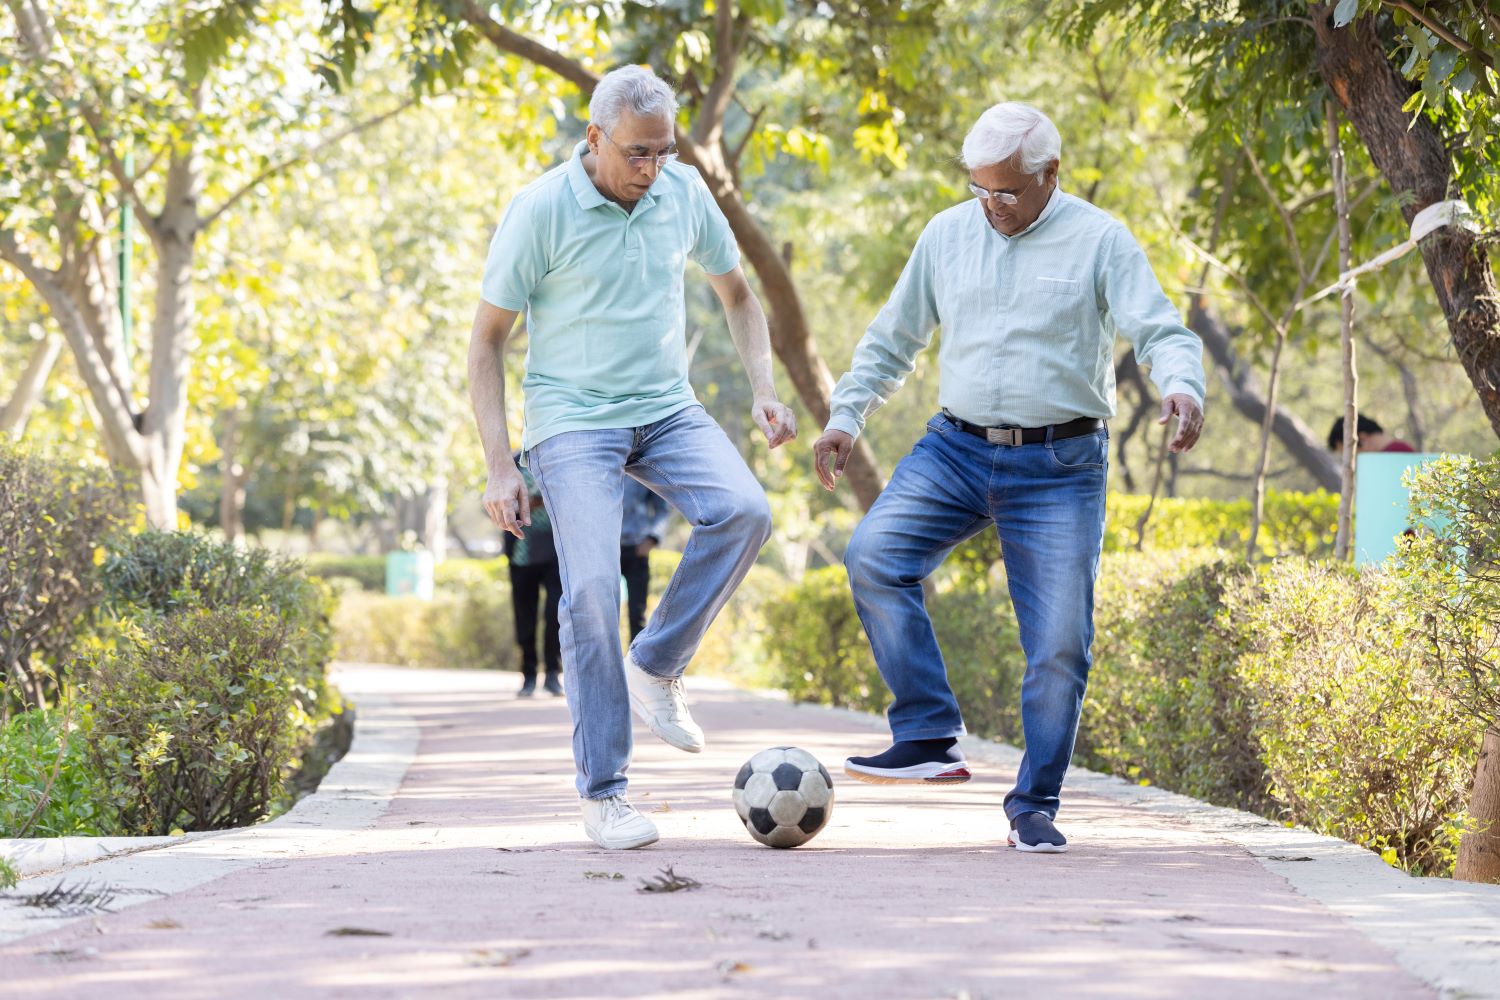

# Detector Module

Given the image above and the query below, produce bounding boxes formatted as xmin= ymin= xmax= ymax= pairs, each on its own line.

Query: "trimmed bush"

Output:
xmin=0 ymin=707 xmax=113 ymax=838
xmin=332 ymin=584 xmax=517 ymax=670
xmin=84 ymin=607 xmax=310 ymax=835
xmin=765 ymin=566 xmax=882 ymax=710
xmin=0 ymin=443 xmax=130 ymax=706
xmin=303 ymin=554 xmax=386 ymax=592
xmin=102 ymin=532 xmax=336 ymax=719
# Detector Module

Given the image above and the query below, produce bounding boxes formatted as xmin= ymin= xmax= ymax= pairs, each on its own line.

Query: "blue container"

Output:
xmin=385 ymin=550 xmax=435 ymax=599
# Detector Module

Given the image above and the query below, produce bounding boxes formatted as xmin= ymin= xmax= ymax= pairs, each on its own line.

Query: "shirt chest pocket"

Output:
xmin=1036 ymin=276 xmax=1082 ymax=297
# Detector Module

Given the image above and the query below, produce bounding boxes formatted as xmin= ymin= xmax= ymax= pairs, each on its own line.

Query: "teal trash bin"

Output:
xmin=385 ymin=550 xmax=435 ymax=599
xmin=1353 ymin=452 xmax=1447 ymax=566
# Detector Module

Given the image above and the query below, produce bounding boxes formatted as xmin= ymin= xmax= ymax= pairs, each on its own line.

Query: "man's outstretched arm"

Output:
xmin=707 ymin=265 xmax=797 ymax=449
xmin=468 ymin=301 xmax=530 ymax=537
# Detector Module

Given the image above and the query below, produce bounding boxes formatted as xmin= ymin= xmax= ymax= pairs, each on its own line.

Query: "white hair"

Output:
xmin=961 ymin=102 xmax=1062 ymax=180
xmin=589 ymin=65 xmax=679 ymax=131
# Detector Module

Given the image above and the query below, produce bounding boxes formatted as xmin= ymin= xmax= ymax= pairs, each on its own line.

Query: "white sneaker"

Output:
xmin=581 ymin=795 xmax=659 ymax=850
xmin=625 ymin=659 xmax=705 ymax=753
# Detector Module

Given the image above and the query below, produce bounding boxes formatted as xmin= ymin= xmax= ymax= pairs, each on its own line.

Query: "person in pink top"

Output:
xmin=1327 ymin=415 xmax=1415 ymax=454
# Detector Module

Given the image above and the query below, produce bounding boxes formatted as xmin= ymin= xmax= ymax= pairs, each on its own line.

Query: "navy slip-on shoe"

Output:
xmin=1007 ymin=811 xmax=1068 ymax=853
xmin=844 ymin=738 xmax=971 ymax=785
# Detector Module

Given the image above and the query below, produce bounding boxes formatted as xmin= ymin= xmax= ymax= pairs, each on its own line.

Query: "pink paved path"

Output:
xmin=3 ymin=667 xmax=1432 ymax=998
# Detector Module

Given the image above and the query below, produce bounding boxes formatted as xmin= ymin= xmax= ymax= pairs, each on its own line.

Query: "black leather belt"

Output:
xmin=942 ymin=410 xmax=1104 ymax=447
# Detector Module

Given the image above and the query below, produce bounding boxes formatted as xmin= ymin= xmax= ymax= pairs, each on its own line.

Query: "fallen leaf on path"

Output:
xmin=715 ymin=960 xmax=753 ymax=976
xmin=757 ymin=929 xmax=792 ymax=941
xmin=466 ymin=947 xmax=531 ymax=967
xmin=147 ymin=919 xmax=182 ymax=930
xmin=638 ymin=866 xmax=701 ymax=893
xmin=584 ymin=871 xmax=624 ymax=880
xmin=325 ymin=927 xmax=393 ymax=937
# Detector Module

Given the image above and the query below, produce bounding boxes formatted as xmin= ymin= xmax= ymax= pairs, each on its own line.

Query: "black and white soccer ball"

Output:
xmin=732 ymin=746 xmax=834 ymax=848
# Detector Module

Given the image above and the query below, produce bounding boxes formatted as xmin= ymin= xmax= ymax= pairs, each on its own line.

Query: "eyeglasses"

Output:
xmin=968 ymin=180 xmax=1030 ymax=206
xmin=598 ymin=126 xmax=678 ymax=170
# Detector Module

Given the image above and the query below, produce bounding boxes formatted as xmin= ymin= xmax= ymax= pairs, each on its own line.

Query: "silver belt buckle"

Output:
xmin=986 ymin=426 xmax=1022 ymax=446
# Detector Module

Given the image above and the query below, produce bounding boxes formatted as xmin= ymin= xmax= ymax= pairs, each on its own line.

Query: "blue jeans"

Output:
xmin=843 ymin=412 xmax=1108 ymax=820
xmin=527 ymin=405 xmax=772 ymax=799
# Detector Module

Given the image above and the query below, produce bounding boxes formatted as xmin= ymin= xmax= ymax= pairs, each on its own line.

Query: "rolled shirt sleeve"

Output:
xmin=826 ymin=223 xmax=942 ymax=440
xmin=1099 ymin=225 xmax=1206 ymax=407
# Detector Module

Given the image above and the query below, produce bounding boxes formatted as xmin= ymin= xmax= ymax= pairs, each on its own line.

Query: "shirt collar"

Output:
xmin=566 ymin=140 xmax=660 ymax=213
xmin=988 ymin=184 xmax=1064 ymax=240
xmin=567 ymin=141 xmax=608 ymax=209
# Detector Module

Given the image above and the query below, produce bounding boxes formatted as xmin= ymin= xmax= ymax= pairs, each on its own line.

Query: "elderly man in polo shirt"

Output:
xmin=468 ymin=65 xmax=795 ymax=851
xmin=813 ymin=102 xmax=1206 ymax=854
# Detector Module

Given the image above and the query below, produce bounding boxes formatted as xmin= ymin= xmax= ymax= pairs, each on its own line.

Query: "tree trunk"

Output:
xmin=1 ymin=334 xmax=62 ymax=437
xmin=1188 ymin=296 xmax=1341 ymax=491
xmin=219 ymin=407 xmax=246 ymax=543
xmin=1312 ymin=8 xmax=1500 ymax=442
xmin=1456 ymin=728 xmax=1500 ymax=884
xmin=1246 ymin=328 xmax=1288 ymax=560
xmin=1327 ymin=99 xmax=1357 ymax=561
xmin=422 ymin=478 xmax=449 ymax=563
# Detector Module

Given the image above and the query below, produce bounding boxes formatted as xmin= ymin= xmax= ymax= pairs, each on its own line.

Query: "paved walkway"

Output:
xmin=4 ymin=665 xmax=1499 ymax=998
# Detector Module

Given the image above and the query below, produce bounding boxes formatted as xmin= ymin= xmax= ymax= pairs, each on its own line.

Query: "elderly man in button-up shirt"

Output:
xmin=469 ymin=66 xmax=796 ymax=852
xmin=813 ymin=102 xmax=1206 ymax=854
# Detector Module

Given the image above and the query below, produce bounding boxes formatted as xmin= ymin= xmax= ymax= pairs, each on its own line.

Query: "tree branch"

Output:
xmin=200 ymin=96 xmax=420 ymax=230
xmin=694 ymin=2 xmax=743 ymax=146
xmin=1381 ymin=1 xmax=1495 ymax=69
xmin=456 ymin=0 xmax=599 ymax=91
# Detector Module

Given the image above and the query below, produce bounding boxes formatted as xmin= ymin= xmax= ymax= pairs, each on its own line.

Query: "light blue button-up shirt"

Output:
xmin=482 ymin=142 xmax=741 ymax=451
xmin=826 ymin=189 xmax=1205 ymax=439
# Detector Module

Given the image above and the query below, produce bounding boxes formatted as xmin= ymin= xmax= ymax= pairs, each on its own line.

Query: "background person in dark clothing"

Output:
xmin=620 ymin=479 xmax=672 ymax=641
xmin=1327 ymin=414 xmax=1416 ymax=454
xmin=504 ymin=455 xmax=563 ymax=697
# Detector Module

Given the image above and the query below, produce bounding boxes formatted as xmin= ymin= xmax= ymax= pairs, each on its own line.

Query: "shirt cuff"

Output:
xmin=824 ymin=413 xmax=863 ymax=441
xmin=1159 ymin=381 xmax=1204 ymax=407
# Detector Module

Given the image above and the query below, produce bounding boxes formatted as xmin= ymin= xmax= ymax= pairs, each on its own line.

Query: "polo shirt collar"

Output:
xmin=567 ymin=141 xmax=608 ymax=209
xmin=565 ymin=140 xmax=661 ymax=213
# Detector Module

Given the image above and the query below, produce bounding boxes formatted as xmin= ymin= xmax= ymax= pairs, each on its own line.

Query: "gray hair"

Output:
xmin=589 ymin=65 xmax=679 ymax=131
xmin=961 ymin=102 xmax=1062 ymax=180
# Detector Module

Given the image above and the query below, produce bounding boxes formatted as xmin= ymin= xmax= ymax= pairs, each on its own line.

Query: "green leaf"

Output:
xmin=1333 ymin=0 xmax=1360 ymax=28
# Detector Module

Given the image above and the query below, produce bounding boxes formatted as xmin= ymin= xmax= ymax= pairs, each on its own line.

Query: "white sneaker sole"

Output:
xmin=584 ymin=823 xmax=660 ymax=850
xmin=843 ymin=759 xmax=972 ymax=784
xmin=1007 ymin=832 xmax=1068 ymax=854
xmin=628 ymin=689 xmax=705 ymax=754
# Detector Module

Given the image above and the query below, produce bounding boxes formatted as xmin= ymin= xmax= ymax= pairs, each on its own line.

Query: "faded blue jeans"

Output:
xmin=843 ymin=412 xmax=1108 ymax=820
xmin=526 ymin=405 xmax=772 ymax=799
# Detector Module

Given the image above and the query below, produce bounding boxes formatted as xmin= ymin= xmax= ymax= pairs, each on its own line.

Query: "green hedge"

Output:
xmin=764 ymin=543 xmax=1483 ymax=876
xmin=303 ymin=554 xmax=386 ymax=592
xmin=332 ymin=583 xmax=516 ymax=670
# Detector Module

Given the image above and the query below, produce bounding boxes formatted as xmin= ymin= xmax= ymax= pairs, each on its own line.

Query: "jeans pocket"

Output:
xmin=1046 ymin=430 xmax=1107 ymax=470
xmin=926 ymin=411 xmax=953 ymax=435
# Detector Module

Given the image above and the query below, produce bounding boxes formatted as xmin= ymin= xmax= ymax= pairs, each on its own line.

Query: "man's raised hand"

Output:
xmin=483 ymin=460 xmax=532 ymax=539
xmin=812 ymin=429 xmax=854 ymax=491
xmin=753 ymin=399 xmax=798 ymax=449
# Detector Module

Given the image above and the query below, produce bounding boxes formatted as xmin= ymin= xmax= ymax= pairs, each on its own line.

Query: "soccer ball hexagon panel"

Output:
xmin=732 ymin=746 xmax=834 ymax=848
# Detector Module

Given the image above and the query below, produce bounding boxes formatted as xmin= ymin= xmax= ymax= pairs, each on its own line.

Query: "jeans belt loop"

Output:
xmin=985 ymin=427 xmax=1023 ymax=447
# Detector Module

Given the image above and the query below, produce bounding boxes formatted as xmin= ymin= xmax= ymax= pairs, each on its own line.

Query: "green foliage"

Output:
xmin=304 ymin=553 xmax=387 ymax=592
xmin=0 ymin=707 xmax=114 ymax=838
xmin=1076 ymin=550 xmax=1272 ymax=810
xmin=83 ymin=607 xmax=310 ymax=836
xmin=102 ymin=532 xmax=336 ymax=719
xmin=765 ymin=566 xmax=882 ymax=710
xmin=332 ymin=586 xmax=516 ymax=670
xmin=947 ymin=490 xmax=1337 ymax=588
xmin=1398 ymin=451 xmax=1500 ymax=726
xmin=0 ymin=855 xmax=16 ymax=890
xmin=1238 ymin=558 xmax=1476 ymax=875
xmin=0 ymin=442 xmax=131 ymax=707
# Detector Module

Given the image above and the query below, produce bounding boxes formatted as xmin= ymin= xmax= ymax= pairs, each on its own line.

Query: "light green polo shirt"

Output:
xmin=481 ymin=141 xmax=741 ymax=451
